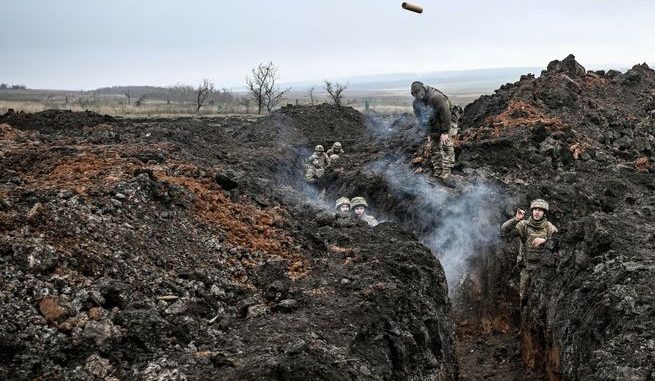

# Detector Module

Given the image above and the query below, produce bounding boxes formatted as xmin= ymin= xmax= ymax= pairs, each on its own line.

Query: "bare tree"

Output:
xmin=246 ymin=61 xmax=291 ymax=114
xmin=196 ymin=79 xmax=215 ymax=112
xmin=324 ymin=80 xmax=348 ymax=107
xmin=125 ymin=89 xmax=132 ymax=106
xmin=239 ymin=97 xmax=253 ymax=114
xmin=307 ymin=85 xmax=317 ymax=105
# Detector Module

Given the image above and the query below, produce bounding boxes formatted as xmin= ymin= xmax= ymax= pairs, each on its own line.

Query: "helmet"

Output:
xmin=350 ymin=196 xmax=368 ymax=209
xmin=329 ymin=154 xmax=339 ymax=161
xmin=315 ymin=145 xmax=324 ymax=153
xmin=335 ymin=197 xmax=350 ymax=210
xmin=410 ymin=81 xmax=424 ymax=96
xmin=333 ymin=142 xmax=342 ymax=149
xmin=530 ymin=199 xmax=549 ymax=211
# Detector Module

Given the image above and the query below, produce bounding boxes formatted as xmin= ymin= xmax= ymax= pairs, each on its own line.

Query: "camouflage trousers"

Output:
xmin=429 ymin=123 xmax=458 ymax=178
xmin=519 ymin=262 xmax=538 ymax=302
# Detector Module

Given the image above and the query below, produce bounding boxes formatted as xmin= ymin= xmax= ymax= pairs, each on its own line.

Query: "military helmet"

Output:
xmin=329 ymin=154 xmax=339 ymax=161
xmin=530 ymin=199 xmax=549 ymax=211
xmin=333 ymin=142 xmax=342 ymax=148
xmin=315 ymin=145 xmax=324 ymax=152
xmin=335 ymin=197 xmax=350 ymax=210
xmin=350 ymin=196 xmax=368 ymax=209
xmin=410 ymin=81 xmax=424 ymax=95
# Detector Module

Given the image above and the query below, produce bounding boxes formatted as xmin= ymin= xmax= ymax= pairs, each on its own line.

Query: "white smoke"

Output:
xmin=364 ymin=158 xmax=502 ymax=293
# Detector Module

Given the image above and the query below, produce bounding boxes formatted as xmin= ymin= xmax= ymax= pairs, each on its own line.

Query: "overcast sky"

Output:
xmin=2 ymin=0 xmax=654 ymax=89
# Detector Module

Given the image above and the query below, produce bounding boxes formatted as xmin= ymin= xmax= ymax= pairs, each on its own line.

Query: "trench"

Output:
xmin=289 ymin=118 xmax=548 ymax=380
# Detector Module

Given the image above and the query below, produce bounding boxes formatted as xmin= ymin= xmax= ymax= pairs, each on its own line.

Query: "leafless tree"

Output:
xmin=239 ymin=97 xmax=253 ymax=114
xmin=324 ymin=80 xmax=348 ymax=107
xmin=246 ymin=61 xmax=291 ymax=114
xmin=125 ymin=89 xmax=132 ymax=106
xmin=196 ymin=79 xmax=215 ymax=112
xmin=307 ymin=85 xmax=317 ymax=105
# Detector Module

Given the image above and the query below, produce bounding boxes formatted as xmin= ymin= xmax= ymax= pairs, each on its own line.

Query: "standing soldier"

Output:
xmin=308 ymin=145 xmax=331 ymax=168
xmin=411 ymin=81 xmax=460 ymax=185
xmin=501 ymin=199 xmax=558 ymax=303
xmin=350 ymin=197 xmax=379 ymax=227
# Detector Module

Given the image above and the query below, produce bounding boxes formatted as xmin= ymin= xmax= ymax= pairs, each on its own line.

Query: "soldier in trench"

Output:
xmin=307 ymin=144 xmax=331 ymax=168
xmin=411 ymin=81 xmax=462 ymax=186
xmin=350 ymin=196 xmax=378 ymax=227
xmin=326 ymin=142 xmax=344 ymax=163
xmin=500 ymin=199 xmax=558 ymax=304
xmin=304 ymin=156 xmax=326 ymax=200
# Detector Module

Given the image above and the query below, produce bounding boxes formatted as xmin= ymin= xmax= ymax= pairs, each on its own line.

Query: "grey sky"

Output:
xmin=2 ymin=0 xmax=653 ymax=89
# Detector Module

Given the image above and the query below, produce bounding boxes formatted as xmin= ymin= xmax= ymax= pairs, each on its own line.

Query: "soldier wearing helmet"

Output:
xmin=501 ymin=198 xmax=558 ymax=303
xmin=327 ymin=142 xmax=344 ymax=157
xmin=333 ymin=197 xmax=356 ymax=227
xmin=307 ymin=144 xmax=331 ymax=168
xmin=350 ymin=196 xmax=378 ymax=227
xmin=411 ymin=81 xmax=460 ymax=184
xmin=304 ymin=156 xmax=325 ymax=184
xmin=335 ymin=197 xmax=351 ymax=214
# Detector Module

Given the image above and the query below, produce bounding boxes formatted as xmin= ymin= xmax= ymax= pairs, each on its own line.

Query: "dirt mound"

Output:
xmin=455 ymin=56 xmax=655 ymax=380
xmin=458 ymin=54 xmax=655 ymax=174
xmin=0 ymin=110 xmax=457 ymax=380
xmin=1 ymin=109 xmax=116 ymax=134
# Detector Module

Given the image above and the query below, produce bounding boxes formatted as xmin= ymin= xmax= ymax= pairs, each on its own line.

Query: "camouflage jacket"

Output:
xmin=326 ymin=147 xmax=343 ymax=156
xmin=413 ymin=86 xmax=453 ymax=136
xmin=305 ymin=165 xmax=325 ymax=183
xmin=501 ymin=217 xmax=558 ymax=262
xmin=308 ymin=152 xmax=331 ymax=168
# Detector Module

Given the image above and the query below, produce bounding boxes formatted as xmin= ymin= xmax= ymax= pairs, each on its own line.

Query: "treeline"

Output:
xmin=94 ymin=85 xmax=237 ymax=105
xmin=0 ymin=83 xmax=27 ymax=90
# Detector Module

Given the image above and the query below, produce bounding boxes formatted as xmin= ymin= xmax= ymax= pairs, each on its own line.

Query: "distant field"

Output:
xmin=0 ymin=82 xmax=495 ymax=117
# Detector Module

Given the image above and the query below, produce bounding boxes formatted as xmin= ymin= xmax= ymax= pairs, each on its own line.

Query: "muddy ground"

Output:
xmin=1 ymin=55 xmax=654 ymax=380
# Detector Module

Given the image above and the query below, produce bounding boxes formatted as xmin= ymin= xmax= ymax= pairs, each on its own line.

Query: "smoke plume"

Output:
xmin=364 ymin=158 xmax=502 ymax=293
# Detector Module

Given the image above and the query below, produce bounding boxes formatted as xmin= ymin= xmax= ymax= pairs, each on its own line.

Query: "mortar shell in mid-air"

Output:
xmin=402 ymin=2 xmax=423 ymax=14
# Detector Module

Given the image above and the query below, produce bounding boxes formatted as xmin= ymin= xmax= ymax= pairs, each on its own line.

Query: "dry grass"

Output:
xmin=0 ymin=100 xmax=252 ymax=116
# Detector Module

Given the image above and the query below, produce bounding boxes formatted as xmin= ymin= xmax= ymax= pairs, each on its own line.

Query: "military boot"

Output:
xmin=438 ymin=169 xmax=456 ymax=188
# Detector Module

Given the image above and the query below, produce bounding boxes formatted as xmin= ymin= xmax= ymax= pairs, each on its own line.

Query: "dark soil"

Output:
xmin=1 ymin=55 xmax=653 ymax=381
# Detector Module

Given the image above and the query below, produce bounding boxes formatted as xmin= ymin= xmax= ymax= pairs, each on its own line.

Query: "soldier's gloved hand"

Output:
xmin=532 ymin=238 xmax=547 ymax=248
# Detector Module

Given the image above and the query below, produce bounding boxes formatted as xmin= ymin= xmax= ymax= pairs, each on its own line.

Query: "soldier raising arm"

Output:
xmin=501 ymin=199 xmax=558 ymax=302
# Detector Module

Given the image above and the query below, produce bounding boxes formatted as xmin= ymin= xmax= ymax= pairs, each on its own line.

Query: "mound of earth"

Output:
xmin=1 ymin=55 xmax=653 ymax=381
xmin=0 ymin=107 xmax=457 ymax=380
xmin=457 ymin=55 xmax=655 ymax=380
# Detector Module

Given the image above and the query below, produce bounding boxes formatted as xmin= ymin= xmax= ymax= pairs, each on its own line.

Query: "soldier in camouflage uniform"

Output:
xmin=351 ymin=197 xmax=379 ymax=227
xmin=304 ymin=157 xmax=325 ymax=184
xmin=335 ymin=197 xmax=350 ymax=214
xmin=411 ymin=81 xmax=460 ymax=183
xmin=326 ymin=142 xmax=344 ymax=157
xmin=334 ymin=197 xmax=355 ymax=227
xmin=307 ymin=145 xmax=331 ymax=168
xmin=327 ymin=142 xmax=344 ymax=164
xmin=501 ymin=199 xmax=558 ymax=303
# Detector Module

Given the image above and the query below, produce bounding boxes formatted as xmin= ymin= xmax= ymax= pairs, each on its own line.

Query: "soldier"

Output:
xmin=335 ymin=197 xmax=351 ymax=215
xmin=411 ymin=81 xmax=460 ymax=184
xmin=350 ymin=196 xmax=379 ymax=227
xmin=304 ymin=157 xmax=325 ymax=184
xmin=326 ymin=142 xmax=344 ymax=156
xmin=333 ymin=197 xmax=355 ymax=227
xmin=501 ymin=199 xmax=558 ymax=303
xmin=307 ymin=145 xmax=331 ymax=168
